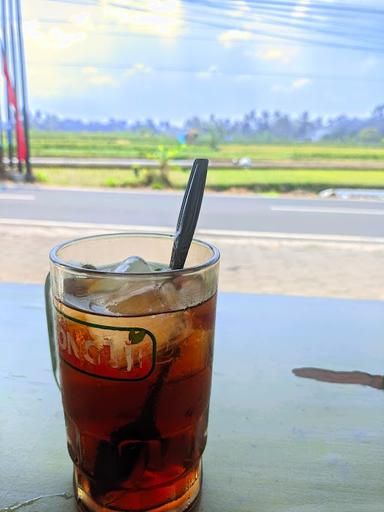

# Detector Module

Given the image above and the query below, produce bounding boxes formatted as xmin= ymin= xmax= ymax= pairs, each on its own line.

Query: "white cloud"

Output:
xmin=258 ymin=48 xmax=285 ymax=61
xmin=23 ymin=6 xmax=121 ymax=99
xmin=196 ymin=66 xmax=218 ymax=80
xmin=292 ymin=78 xmax=312 ymax=89
xmin=24 ymin=18 xmax=91 ymax=98
xmin=101 ymin=0 xmax=184 ymax=38
xmin=25 ymin=21 xmax=86 ymax=50
xmin=24 ymin=1 xmax=184 ymax=102
xmin=124 ymin=63 xmax=152 ymax=78
xmin=242 ymin=12 xmax=302 ymax=64
xmin=272 ymin=78 xmax=312 ymax=93
xmin=254 ymin=46 xmax=299 ymax=64
xmin=82 ymin=67 xmax=117 ymax=86
xmin=218 ymin=30 xmax=253 ymax=48
xmin=27 ymin=69 xmax=78 ymax=98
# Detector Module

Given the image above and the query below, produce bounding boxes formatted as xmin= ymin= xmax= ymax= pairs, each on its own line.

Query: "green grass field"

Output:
xmin=28 ymin=131 xmax=384 ymax=192
xmin=35 ymin=167 xmax=384 ymax=192
xmin=29 ymin=131 xmax=384 ymax=161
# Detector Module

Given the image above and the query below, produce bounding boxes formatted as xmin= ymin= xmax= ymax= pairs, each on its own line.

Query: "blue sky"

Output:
xmin=22 ymin=0 xmax=384 ymax=121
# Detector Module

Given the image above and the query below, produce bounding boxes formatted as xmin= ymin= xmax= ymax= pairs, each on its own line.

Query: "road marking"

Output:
xmin=271 ymin=205 xmax=384 ymax=215
xmin=1 ymin=218 xmax=384 ymax=244
xmin=0 ymin=193 xmax=35 ymax=201
xmin=17 ymin=185 xmax=384 ymax=205
xmin=29 ymin=185 xmax=266 ymax=200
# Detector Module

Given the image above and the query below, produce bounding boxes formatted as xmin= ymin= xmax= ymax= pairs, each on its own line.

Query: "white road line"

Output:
xmin=12 ymin=185 xmax=384 ymax=205
xmin=0 ymin=193 xmax=35 ymax=201
xmin=271 ymin=205 xmax=384 ymax=215
xmin=28 ymin=185 xmax=266 ymax=200
xmin=1 ymin=218 xmax=384 ymax=244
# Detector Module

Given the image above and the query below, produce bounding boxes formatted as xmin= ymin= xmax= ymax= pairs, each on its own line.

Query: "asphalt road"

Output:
xmin=1 ymin=186 xmax=384 ymax=237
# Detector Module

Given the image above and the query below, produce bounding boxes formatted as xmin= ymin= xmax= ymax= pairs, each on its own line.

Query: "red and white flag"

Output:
xmin=2 ymin=45 xmax=27 ymax=162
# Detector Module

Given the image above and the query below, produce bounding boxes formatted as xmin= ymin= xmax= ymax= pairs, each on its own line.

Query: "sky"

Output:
xmin=19 ymin=0 xmax=384 ymax=121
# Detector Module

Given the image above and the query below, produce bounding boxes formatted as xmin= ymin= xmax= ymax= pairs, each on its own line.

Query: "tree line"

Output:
xmin=30 ymin=104 xmax=384 ymax=145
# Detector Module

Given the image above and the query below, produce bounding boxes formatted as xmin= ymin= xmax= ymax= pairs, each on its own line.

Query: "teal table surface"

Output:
xmin=0 ymin=284 xmax=383 ymax=512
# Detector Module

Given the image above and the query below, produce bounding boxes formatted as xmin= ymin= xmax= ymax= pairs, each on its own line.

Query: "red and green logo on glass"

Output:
xmin=57 ymin=312 xmax=156 ymax=381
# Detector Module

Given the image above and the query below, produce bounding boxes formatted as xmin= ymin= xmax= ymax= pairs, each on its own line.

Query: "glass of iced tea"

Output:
xmin=46 ymin=233 xmax=219 ymax=512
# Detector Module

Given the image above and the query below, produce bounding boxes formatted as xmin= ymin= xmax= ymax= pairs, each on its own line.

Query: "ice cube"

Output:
xmin=89 ymin=273 xmax=205 ymax=317
xmin=64 ymin=257 xmax=152 ymax=303
xmin=171 ymin=274 xmax=205 ymax=310
xmin=64 ymin=257 xmax=173 ymax=316
xmin=105 ymin=283 xmax=170 ymax=315
xmin=111 ymin=256 xmax=152 ymax=273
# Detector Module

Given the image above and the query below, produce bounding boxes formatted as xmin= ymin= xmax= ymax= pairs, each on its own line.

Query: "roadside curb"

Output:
xmin=2 ymin=218 xmax=384 ymax=245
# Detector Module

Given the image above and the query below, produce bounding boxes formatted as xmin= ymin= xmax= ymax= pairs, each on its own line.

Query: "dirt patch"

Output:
xmin=1 ymin=224 xmax=383 ymax=301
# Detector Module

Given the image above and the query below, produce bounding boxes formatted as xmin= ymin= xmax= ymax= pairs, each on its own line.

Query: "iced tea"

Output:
xmin=47 ymin=233 xmax=219 ymax=512
xmin=55 ymin=291 xmax=216 ymax=512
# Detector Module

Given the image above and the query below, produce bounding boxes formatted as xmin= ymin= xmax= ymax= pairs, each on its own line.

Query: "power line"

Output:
xmin=186 ymin=1 xmax=384 ymax=40
xmin=108 ymin=2 xmax=384 ymax=53
xmin=181 ymin=0 xmax=384 ymax=48
xmin=31 ymin=11 xmax=384 ymax=49
xmin=208 ymin=11 xmax=383 ymax=48
xmin=211 ymin=0 xmax=384 ymax=17
xmin=45 ymin=0 xmax=98 ymax=6
xmin=41 ymin=0 xmax=384 ymax=17
xmin=41 ymin=0 xmax=384 ymax=23
xmin=186 ymin=0 xmax=380 ymax=28
xmin=28 ymin=61 xmax=384 ymax=83
xmin=36 ymin=0 xmax=384 ymax=53
xmin=184 ymin=16 xmax=384 ymax=53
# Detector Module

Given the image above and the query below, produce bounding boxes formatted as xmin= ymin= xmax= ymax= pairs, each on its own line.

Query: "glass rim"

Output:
xmin=49 ymin=232 xmax=220 ymax=277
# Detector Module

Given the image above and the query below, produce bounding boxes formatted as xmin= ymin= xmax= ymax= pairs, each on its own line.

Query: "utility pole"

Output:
xmin=1 ymin=0 xmax=14 ymax=171
xmin=0 ymin=3 xmax=4 ymax=179
xmin=0 ymin=97 xmax=4 ymax=178
xmin=0 ymin=5 xmax=4 ymax=176
xmin=15 ymin=0 xmax=32 ymax=181
xmin=8 ymin=0 xmax=22 ymax=174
